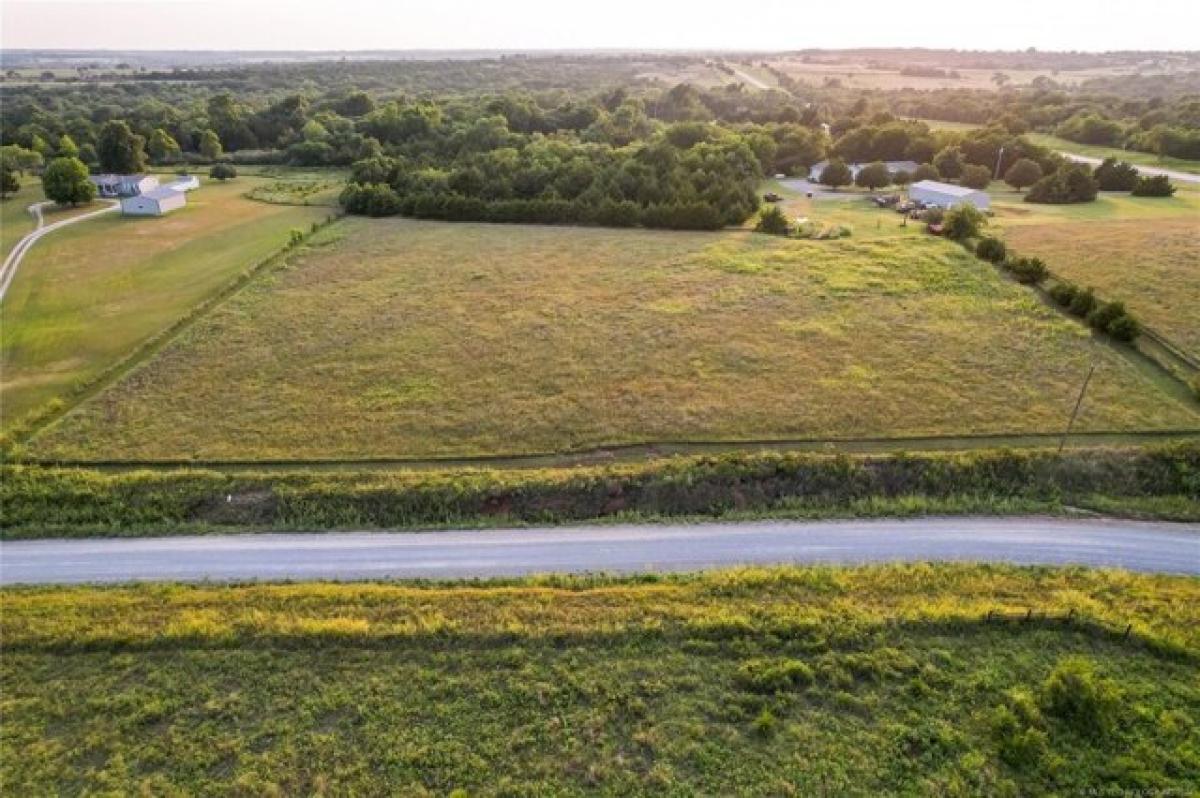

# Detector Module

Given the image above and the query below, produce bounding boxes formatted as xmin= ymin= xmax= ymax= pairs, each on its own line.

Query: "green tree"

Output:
xmin=199 ymin=129 xmax=223 ymax=161
xmin=0 ymin=144 xmax=44 ymax=174
xmin=1092 ymin=158 xmax=1137 ymax=191
xmin=910 ymin=163 xmax=939 ymax=182
xmin=0 ymin=163 xmax=19 ymax=198
xmin=854 ymin=161 xmax=891 ymax=190
xmin=209 ymin=163 xmax=238 ymax=181
xmin=97 ymin=120 xmax=146 ymax=173
xmin=932 ymin=146 xmax=965 ymax=180
xmin=42 ymin=156 xmax=96 ymax=206
xmin=147 ymin=128 xmax=182 ymax=163
xmin=1130 ymin=175 xmax=1175 ymax=197
xmin=56 ymin=134 xmax=80 ymax=159
xmin=818 ymin=159 xmax=853 ymax=190
xmin=942 ymin=204 xmax=986 ymax=241
xmin=1004 ymin=158 xmax=1043 ymax=191
xmin=960 ymin=164 xmax=992 ymax=190
xmin=755 ymin=204 xmax=790 ymax=235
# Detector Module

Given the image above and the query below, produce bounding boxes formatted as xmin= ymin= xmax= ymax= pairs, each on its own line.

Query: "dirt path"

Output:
xmin=0 ymin=199 xmax=119 ymax=302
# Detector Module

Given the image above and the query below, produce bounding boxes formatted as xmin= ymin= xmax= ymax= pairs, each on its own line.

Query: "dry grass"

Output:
xmin=29 ymin=217 xmax=1198 ymax=460
xmin=1 ymin=178 xmax=330 ymax=426
xmin=994 ymin=187 xmax=1200 ymax=356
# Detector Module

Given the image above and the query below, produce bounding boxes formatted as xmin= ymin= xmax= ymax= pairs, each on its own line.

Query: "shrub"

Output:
xmin=208 ymin=163 xmax=238 ymax=181
xmin=921 ymin=206 xmax=944 ymax=224
xmin=1026 ymin=163 xmax=1098 ymax=204
xmin=992 ymin=703 xmax=1048 ymax=768
xmin=751 ymin=708 xmax=778 ymax=738
xmin=1092 ymin=158 xmax=1138 ymax=191
xmin=1086 ymin=300 xmax=1126 ymax=332
xmin=736 ymin=658 xmax=814 ymax=694
xmin=960 ymin=164 xmax=992 ymax=190
xmin=1040 ymin=657 xmax=1120 ymax=736
xmin=974 ymin=236 xmax=1007 ymax=263
xmin=1007 ymin=256 xmax=1048 ymax=284
xmin=755 ymin=204 xmax=790 ymax=235
xmin=1130 ymin=174 xmax=1176 ymax=197
xmin=1049 ymin=282 xmax=1078 ymax=307
xmin=942 ymin=204 xmax=986 ymax=241
xmin=1068 ymin=287 xmax=1097 ymax=318
xmin=1106 ymin=314 xmax=1139 ymax=342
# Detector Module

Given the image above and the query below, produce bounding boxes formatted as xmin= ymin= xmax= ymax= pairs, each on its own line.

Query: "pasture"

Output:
xmin=1 ymin=178 xmax=329 ymax=427
xmin=29 ymin=216 xmax=1198 ymax=461
xmin=992 ymin=185 xmax=1200 ymax=357
xmin=2 ymin=565 xmax=1198 ymax=795
xmin=1025 ymin=134 xmax=1200 ymax=176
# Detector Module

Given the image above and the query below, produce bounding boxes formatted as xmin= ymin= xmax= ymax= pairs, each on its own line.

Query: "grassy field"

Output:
xmin=1 ymin=178 xmax=330 ymax=427
xmin=3 ymin=564 xmax=1198 ymax=795
xmin=26 ymin=215 xmax=1199 ymax=460
xmin=1026 ymin=133 xmax=1200 ymax=176
xmin=991 ymin=185 xmax=1200 ymax=356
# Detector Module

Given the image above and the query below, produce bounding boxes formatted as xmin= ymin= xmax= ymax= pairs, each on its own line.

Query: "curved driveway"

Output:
xmin=1056 ymin=151 xmax=1200 ymax=184
xmin=0 ymin=199 xmax=119 ymax=301
xmin=1 ymin=517 xmax=1196 ymax=585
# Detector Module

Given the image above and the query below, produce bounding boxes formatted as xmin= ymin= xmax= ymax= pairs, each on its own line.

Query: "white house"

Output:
xmin=908 ymin=180 xmax=990 ymax=210
xmin=121 ymin=187 xmax=187 ymax=216
xmin=90 ymin=174 xmax=159 ymax=198
xmin=167 ymin=175 xmax=200 ymax=192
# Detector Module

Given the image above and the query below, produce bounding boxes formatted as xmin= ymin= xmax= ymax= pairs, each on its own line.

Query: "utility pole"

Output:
xmin=994 ymin=145 xmax=1006 ymax=181
xmin=1059 ymin=361 xmax=1096 ymax=453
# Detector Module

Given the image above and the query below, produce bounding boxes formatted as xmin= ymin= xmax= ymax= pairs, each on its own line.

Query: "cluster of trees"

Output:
xmin=1049 ymin=284 xmax=1138 ymax=341
xmin=340 ymin=119 xmax=764 ymax=229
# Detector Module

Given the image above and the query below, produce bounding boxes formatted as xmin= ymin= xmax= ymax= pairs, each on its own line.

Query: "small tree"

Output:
xmin=818 ymin=159 xmax=853 ymax=190
xmin=960 ymin=164 xmax=992 ymax=190
xmin=942 ymin=204 xmax=986 ymax=241
xmin=199 ymin=129 xmax=223 ymax=161
xmin=975 ymin=236 xmax=1007 ymax=263
xmin=1131 ymin=175 xmax=1175 ymax=197
xmin=854 ymin=161 xmax=891 ymax=191
xmin=932 ymin=146 xmax=965 ymax=180
xmin=0 ymin=163 xmax=19 ymax=198
xmin=56 ymin=134 xmax=80 ymax=159
xmin=96 ymin=120 xmax=146 ymax=173
xmin=147 ymin=128 xmax=182 ymax=164
xmin=42 ymin=156 xmax=96 ymax=206
xmin=755 ymin=204 xmax=791 ymax=235
xmin=892 ymin=169 xmax=912 ymax=187
xmin=911 ymin=163 xmax=939 ymax=182
xmin=209 ymin=163 xmax=237 ymax=181
xmin=1004 ymin=158 xmax=1043 ymax=191
xmin=1092 ymin=158 xmax=1137 ymax=191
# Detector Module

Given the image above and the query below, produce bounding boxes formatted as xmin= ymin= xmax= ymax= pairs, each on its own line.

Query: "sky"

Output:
xmin=3 ymin=0 xmax=1199 ymax=52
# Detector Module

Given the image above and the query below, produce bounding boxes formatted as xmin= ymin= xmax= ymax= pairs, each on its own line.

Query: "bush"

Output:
xmin=1068 ymin=286 xmax=1098 ymax=317
xmin=1106 ymin=314 xmax=1139 ymax=342
xmin=1086 ymin=300 xmax=1126 ymax=332
xmin=1049 ymin=282 xmax=1078 ymax=307
xmin=1040 ymin=657 xmax=1120 ymax=736
xmin=755 ymin=204 xmax=790 ymax=235
xmin=1006 ymin=256 xmax=1048 ymax=284
xmin=942 ymin=204 xmax=986 ymax=241
xmin=209 ymin=163 xmax=238 ymax=181
xmin=974 ymin=236 xmax=1007 ymax=263
xmin=1026 ymin=163 xmax=1098 ymax=204
xmin=960 ymin=164 xmax=992 ymax=190
xmin=1093 ymin=158 xmax=1138 ymax=191
xmin=1130 ymin=175 xmax=1176 ymax=197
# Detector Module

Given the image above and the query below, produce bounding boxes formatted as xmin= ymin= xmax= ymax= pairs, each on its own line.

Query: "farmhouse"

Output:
xmin=908 ymin=180 xmax=990 ymax=210
xmin=121 ymin=186 xmax=187 ymax=216
xmin=90 ymin=174 xmax=159 ymax=198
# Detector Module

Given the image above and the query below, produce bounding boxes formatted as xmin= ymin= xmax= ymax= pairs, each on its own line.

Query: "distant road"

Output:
xmin=2 ymin=517 xmax=1197 ymax=585
xmin=1056 ymin=152 xmax=1200 ymax=184
xmin=0 ymin=199 xmax=119 ymax=302
xmin=729 ymin=66 xmax=771 ymax=90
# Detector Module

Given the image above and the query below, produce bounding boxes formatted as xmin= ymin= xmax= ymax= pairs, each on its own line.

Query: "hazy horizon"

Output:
xmin=5 ymin=0 xmax=1199 ymax=53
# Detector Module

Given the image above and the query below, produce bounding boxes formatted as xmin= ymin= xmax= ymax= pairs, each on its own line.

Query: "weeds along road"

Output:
xmin=0 ymin=200 xmax=120 ymax=302
xmin=1 ymin=517 xmax=1197 ymax=585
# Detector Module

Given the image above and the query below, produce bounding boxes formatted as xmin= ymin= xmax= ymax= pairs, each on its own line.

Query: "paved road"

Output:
xmin=0 ymin=199 xmax=119 ymax=301
xmin=1 ymin=517 xmax=1196 ymax=585
xmin=1056 ymin=151 xmax=1200 ymax=184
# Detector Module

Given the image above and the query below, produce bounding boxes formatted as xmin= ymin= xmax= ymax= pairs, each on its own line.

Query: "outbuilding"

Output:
xmin=121 ymin=187 xmax=187 ymax=216
xmin=90 ymin=174 xmax=159 ymax=198
xmin=908 ymin=180 xmax=990 ymax=210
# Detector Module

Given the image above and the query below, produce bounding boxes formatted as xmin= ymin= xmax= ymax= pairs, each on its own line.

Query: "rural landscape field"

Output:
xmin=1 ymin=2 xmax=1198 ymax=793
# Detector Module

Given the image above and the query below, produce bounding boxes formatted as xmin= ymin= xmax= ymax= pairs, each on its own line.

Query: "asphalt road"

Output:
xmin=1056 ymin=151 xmax=1200 ymax=184
xmin=1 ymin=517 xmax=1197 ymax=585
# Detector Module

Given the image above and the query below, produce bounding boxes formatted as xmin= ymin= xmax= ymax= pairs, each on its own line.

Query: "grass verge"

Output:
xmin=2 ymin=564 xmax=1198 ymax=794
xmin=3 ymin=444 xmax=1197 ymax=538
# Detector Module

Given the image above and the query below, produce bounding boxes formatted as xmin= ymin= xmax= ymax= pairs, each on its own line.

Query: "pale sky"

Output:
xmin=3 ymin=0 xmax=1198 ymax=52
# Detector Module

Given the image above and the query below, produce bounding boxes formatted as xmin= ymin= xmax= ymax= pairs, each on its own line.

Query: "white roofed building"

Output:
xmin=908 ymin=180 xmax=990 ymax=210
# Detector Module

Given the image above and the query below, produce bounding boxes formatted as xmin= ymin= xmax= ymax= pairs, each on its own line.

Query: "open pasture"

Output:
xmin=1 ymin=178 xmax=329 ymax=427
xmin=29 ymin=215 xmax=1198 ymax=460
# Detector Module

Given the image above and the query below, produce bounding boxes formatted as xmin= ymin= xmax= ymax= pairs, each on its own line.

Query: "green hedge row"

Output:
xmin=3 ymin=444 xmax=1197 ymax=536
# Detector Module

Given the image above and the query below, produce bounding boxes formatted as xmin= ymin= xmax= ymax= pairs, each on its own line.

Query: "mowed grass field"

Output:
xmin=3 ymin=565 xmax=1198 ymax=795
xmin=992 ymin=186 xmax=1200 ymax=356
xmin=29 ymin=216 xmax=1199 ymax=460
xmin=1 ymin=178 xmax=330 ymax=427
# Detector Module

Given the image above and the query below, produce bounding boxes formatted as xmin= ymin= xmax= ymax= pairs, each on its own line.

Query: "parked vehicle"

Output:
xmin=762 ymin=192 xmax=783 ymax=203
